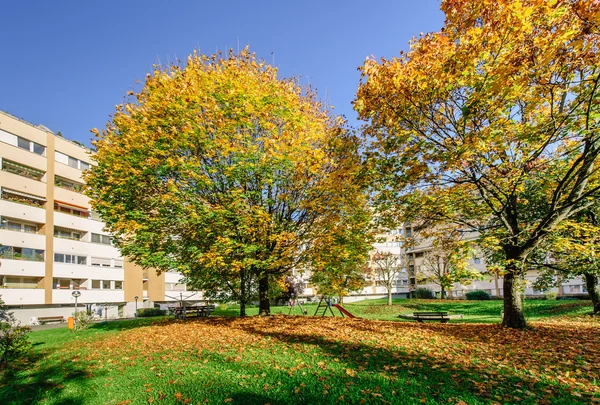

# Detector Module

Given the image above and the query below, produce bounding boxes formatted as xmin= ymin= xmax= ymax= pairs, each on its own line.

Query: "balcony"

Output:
xmin=0 ymin=259 xmax=44 ymax=277
xmin=0 ymin=198 xmax=46 ymax=224
xmin=0 ymin=246 xmax=44 ymax=262
xmin=0 ymin=288 xmax=45 ymax=305
xmin=2 ymin=159 xmax=45 ymax=181
xmin=52 ymin=288 xmax=124 ymax=304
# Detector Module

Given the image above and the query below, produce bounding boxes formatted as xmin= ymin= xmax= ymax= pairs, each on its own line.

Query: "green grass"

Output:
xmin=1 ymin=300 xmax=597 ymax=405
xmin=213 ymin=298 xmax=594 ymax=323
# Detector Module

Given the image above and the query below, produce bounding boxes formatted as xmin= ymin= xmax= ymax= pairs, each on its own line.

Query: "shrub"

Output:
xmin=545 ymin=291 xmax=558 ymax=300
xmin=137 ymin=308 xmax=166 ymax=317
xmin=73 ymin=311 xmax=94 ymax=331
xmin=0 ymin=295 xmax=30 ymax=362
xmin=414 ymin=288 xmax=435 ymax=299
xmin=465 ymin=290 xmax=491 ymax=300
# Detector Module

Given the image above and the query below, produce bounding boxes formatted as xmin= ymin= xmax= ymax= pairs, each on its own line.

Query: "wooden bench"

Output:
xmin=37 ymin=316 xmax=65 ymax=324
xmin=398 ymin=311 xmax=450 ymax=323
xmin=174 ymin=305 xmax=215 ymax=319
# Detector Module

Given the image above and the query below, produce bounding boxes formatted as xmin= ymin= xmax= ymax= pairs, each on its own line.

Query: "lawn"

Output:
xmin=1 ymin=300 xmax=598 ymax=405
xmin=214 ymin=298 xmax=594 ymax=323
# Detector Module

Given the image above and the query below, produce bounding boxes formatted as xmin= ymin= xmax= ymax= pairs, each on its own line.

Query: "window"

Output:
xmin=406 ymin=228 xmax=412 ymax=237
xmin=17 ymin=137 xmax=30 ymax=150
xmin=14 ymin=136 xmax=46 ymax=156
xmin=91 ymin=280 xmax=101 ymax=289
xmin=68 ymin=156 xmax=78 ymax=169
xmin=114 ymin=281 xmax=123 ymax=290
xmin=54 ymin=227 xmax=84 ymax=240
xmin=4 ymin=276 xmax=39 ymax=289
xmin=91 ymin=233 xmax=111 ymax=245
xmin=80 ymin=161 xmax=90 ymax=170
xmin=33 ymin=143 xmax=45 ymax=155
xmin=415 ymin=252 xmax=424 ymax=258
xmin=24 ymin=224 xmax=37 ymax=233
xmin=54 ymin=279 xmax=71 ymax=289
xmin=102 ymin=280 xmax=111 ymax=289
xmin=54 ymin=253 xmax=86 ymax=265
xmin=91 ymin=257 xmax=111 ymax=267
xmin=114 ymin=259 xmax=123 ymax=268
xmin=474 ymin=258 xmax=481 ymax=264
xmin=54 ymin=202 xmax=90 ymax=218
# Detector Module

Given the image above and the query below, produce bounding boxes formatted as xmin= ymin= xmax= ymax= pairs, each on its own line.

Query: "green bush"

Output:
xmin=465 ymin=290 xmax=491 ymax=300
xmin=545 ymin=291 xmax=558 ymax=300
xmin=73 ymin=311 xmax=94 ymax=331
xmin=136 ymin=308 xmax=166 ymax=317
xmin=414 ymin=288 xmax=435 ymax=299
xmin=0 ymin=295 xmax=30 ymax=362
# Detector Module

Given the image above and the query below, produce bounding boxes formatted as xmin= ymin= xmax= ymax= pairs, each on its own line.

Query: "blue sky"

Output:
xmin=0 ymin=1 xmax=444 ymax=146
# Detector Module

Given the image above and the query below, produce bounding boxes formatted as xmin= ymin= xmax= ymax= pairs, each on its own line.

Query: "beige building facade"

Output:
xmin=0 ymin=111 xmax=199 ymax=323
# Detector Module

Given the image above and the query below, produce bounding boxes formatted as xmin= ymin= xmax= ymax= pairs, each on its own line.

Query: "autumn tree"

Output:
xmin=356 ymin=0 xmax=600 ymax=328
xmin=370 ymin=251 xmax=403 ymax=305
xmin=530 ymin=207 xmax=600 ymax=314
xmin=310 ymin=207 xmax=373 ymax=303
xmin=419 ymin=227 xmax=481 ymax=299
xmin=86 ymin=48 xmax=370 ymax=317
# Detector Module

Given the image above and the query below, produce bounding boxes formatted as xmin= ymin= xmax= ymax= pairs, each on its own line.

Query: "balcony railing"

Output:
xmin=1 ymin=189 xmax=46 ymax=208
xmin=2 ymin=159 xmax=45 ymax=181
xmin=55 ymin=177 xmax=84 ymax=193
xmin=0 ymin=246 xmax=45 ymax=262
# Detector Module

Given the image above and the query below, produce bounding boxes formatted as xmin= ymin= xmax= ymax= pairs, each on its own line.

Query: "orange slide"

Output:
xmin=333 ymin=304 xmax=356 ymax=318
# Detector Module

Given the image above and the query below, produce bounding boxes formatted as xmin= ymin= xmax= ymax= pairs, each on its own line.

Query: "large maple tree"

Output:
xmin=86 ymin=49 xmax=371 ymax=316
xmin=356 ymin=0 xmax=600 ymax=328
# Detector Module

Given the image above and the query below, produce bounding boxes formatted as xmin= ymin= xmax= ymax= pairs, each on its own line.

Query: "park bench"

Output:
xmin=37 ymin=316 xmax=65 ymax=324
xmin=398 ymin=311 xmax=450 ymax=323
xmin=173 ymin=305 xmax=215 ymax=319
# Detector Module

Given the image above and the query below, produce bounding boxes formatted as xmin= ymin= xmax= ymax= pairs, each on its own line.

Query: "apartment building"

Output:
xmin=297 ymin=223 xmax=594 ymax=303
xmin=0 ymin=111 xmax=200 ymax=323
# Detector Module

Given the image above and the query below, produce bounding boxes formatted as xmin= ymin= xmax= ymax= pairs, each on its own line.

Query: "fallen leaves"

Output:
xmin=64 ymin=315 xmax=600 ymax=404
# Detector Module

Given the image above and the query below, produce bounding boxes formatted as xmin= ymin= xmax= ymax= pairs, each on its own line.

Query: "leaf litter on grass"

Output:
xmin=16 ymin=315 xmax=600 ymax=404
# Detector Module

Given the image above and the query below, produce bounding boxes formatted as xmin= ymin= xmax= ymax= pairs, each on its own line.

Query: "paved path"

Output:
xmin=28 ymin=316 xmax=138 ymax=331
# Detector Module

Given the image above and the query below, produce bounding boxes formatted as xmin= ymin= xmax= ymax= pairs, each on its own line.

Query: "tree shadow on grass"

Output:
xmin=0 ymin=346 xmax=104 ymax=405
xmin=230 ymin=317 xmax=597 ymax=405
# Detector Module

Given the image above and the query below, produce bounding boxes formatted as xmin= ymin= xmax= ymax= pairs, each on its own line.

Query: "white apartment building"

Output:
xmin=0 ymin=111 xmax=201 ymax=323
xmin=297 ymin=224 xmax=593 ymax=302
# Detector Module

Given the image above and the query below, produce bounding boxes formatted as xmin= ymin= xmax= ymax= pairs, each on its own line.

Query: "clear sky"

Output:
xmin=0 ymin=1 xmax=444 ymax=146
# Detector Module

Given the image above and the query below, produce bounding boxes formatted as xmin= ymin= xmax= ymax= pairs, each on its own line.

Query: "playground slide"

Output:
xmin=333 ymin=304 xmax=356 ymax=318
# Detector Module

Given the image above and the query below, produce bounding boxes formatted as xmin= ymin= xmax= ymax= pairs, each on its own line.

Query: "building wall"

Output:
xmin=0 ymin=111 xmax=196 ymax=324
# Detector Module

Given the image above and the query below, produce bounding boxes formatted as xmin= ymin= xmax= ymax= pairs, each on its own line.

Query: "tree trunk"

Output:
xmin=441 ymin=286 xmax=446 ymax=300
xmin=258 ymin=275 xmax=270 ymax=316
xmin=584 ymin=272 xmax=600 ymax=314
xmin=502 ymin=271 xmax=527 ymax=329
xmin=239 ymin=269 xmax=247 ymax=317
xmin=387 ymin=289 xmax=392 ymax=305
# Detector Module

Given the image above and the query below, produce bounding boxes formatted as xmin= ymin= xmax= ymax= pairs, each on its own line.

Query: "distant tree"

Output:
xmin=277 ymin=276 xmax=306 ymax=303
xmin=531 ymin=207 xmax=600 ymax=314
xmin=86 ymin=48 xmax=370 ymax=317
xmin=370 ymin=251 xmax=403 ymax=305
xmin=356 ymin=0 xmax=600 ymax=328
xmin=419 ymin=227 xmax=481 ymax=300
